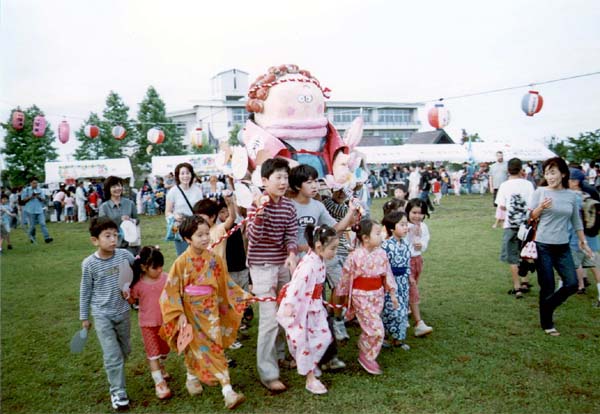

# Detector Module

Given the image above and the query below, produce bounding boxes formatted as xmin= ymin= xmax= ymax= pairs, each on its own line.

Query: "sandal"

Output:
xmin=544 ymin=328 xmax=560 ymax=337
xmin=305 ymin=378 xmax=327 ymax=395
xmin=508 ymin=288 xmax=524 ymax=299
xmin=278 ymin=357 xmax=297 ymax=369
xmin=261 ymin=379 xmax=287 ymax=394
xmin=520 ymin=282 xmax=531 ymax=293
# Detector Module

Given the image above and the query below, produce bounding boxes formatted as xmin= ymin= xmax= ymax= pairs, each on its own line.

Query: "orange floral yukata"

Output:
xmin=160 ymin=247 xmax=251 ymax=386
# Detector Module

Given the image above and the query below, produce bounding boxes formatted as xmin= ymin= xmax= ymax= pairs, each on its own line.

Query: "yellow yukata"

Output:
xmin=160 ymin=247 xmax=250 ymax=386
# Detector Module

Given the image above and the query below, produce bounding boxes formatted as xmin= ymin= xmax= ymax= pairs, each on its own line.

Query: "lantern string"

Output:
xmin=2 ymin=70 xmax=600 ymax=121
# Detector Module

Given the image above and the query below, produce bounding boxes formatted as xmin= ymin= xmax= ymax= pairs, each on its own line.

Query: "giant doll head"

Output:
xmin=242 ymin=64 xmax=364 ymax=187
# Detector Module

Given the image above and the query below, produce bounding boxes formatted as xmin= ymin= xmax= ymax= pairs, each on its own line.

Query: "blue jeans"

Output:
xmin=53 ymin=201 xmax=63 ymax=221
xmin=535 ymin=242 xmax=578 ymax=330
xmin=174 ymin=239 xmax=188 ymax=256
xmin=26 ymin=212 xmax=50 ymax=241
xmin=94 ymin=312 xmax=131 ymax=394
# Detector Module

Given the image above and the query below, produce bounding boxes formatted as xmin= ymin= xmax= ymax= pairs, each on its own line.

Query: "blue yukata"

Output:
xmin=381 ymin=236 xmax=411 ymax=340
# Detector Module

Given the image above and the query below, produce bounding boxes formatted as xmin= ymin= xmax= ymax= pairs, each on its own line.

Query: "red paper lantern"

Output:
xmin=521 ymin=90 xmax=543 ymax=117
xmin=32 ymin=115 xmax=47 ymax=137
xmin=12 ymin=110 xmax=25 ymax=130
xmin=147 ymin=128 xmax=165 ymax=144
xmin=84 ymin=124 xmax=99 ymax=139
xmin=112 ymin=125 xmax=127 ymax=140
xmin=58 ymin=120 xmax=70 ymax=144
xmin=428 ymin=103 xmax=450 ymax=129
xmin=190 ymin=127 xmax=203 ymax=148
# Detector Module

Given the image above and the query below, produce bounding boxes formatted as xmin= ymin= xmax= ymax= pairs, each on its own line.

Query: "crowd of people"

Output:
xmin=2 ymin=153 xmax=598 ymax=411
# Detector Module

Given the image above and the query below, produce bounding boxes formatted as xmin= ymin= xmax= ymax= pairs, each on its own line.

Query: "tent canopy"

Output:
xmin=357 ymin=144 xmax=468 ymax=164
xmin=44 ymin=158 xmax=134 ymax=184
xmin=465 ymin=142 xmax=556 ymax=163
xmin=151 ymin=154 xmax=221 ymax=178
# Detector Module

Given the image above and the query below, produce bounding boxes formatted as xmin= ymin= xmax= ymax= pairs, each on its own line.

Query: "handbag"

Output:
xmin=519 ymin=217 xmax=539 ymax=259
xmin=165 ymin=186 xmax=195 ymax=242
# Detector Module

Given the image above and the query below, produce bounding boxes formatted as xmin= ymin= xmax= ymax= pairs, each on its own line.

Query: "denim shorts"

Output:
xmin=500 ymin=228 xmax=520 ymax=265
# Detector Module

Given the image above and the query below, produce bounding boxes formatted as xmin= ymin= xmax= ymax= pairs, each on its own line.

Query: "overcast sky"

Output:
xmin=1 ymin=0 xmax=599 ymax=161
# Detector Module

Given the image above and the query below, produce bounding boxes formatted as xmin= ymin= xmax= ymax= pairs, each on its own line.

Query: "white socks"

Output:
xmin=186 ymin=372 xmax=197 ymax=381
xmin=222 ymin=384 xmax=233 ymax=396
xmin=151 ymin=370 xmax=164 ymax=385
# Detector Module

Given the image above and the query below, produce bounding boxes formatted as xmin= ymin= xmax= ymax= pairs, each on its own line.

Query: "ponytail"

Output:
xmin=305 ymin=224 xmax=337 ymax=250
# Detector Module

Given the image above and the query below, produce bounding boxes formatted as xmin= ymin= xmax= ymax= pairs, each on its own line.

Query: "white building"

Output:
xmin=168 ymin=69 xmax=423 ymax=150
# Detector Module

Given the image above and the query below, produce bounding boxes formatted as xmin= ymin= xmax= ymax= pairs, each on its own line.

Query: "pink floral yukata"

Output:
xmin=276 ymin=251 xmax=332 ymax=376
xmin=337 ymin=246 xmax=397 ymax=362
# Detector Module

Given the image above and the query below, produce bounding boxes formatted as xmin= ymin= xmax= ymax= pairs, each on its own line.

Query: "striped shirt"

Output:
xmin=247 ymin=194 xmax=298 ymax=265
xmin=322 ymin=196 xmax=351 ymax=258
xmin=79 ymin=249 xmax=134 ymax=320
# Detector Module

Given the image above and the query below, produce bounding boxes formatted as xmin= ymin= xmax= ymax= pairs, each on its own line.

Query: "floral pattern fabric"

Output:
xmin=338 ymin=246 xmax=397 ymax=362
xmin=276 ymin=251 xmax=332 ymax=376
xmin=381 ymin=237 xmax=411 ymax=340
xmin=159 ymin=248 xmax=250 ymax=386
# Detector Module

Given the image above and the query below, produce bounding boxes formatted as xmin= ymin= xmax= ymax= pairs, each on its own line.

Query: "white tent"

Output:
xmin=465 ymin=142 xmax=557 ymax=163
xmin=151 ymin=154 xmax=221 ymax=178
xmin=357 ymin=144 xmax=469 ymax=164
xmin=44 ymin=158 xmax=134 ymax=184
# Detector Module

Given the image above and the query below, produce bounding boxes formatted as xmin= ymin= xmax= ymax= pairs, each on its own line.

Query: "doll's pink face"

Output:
xmin=255 ymin=74 xmax=326 ymax=129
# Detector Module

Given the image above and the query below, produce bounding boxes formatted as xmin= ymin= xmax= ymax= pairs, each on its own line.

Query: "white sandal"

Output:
xmin=544 ymin=328 xmax=560 ymax=337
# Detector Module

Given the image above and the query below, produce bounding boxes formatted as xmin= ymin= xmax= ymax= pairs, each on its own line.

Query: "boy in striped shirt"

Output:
xmin=247 ymin=158 xmax=298 ymax=393
xmin=79 ymin=217 xmax=134 ymax=411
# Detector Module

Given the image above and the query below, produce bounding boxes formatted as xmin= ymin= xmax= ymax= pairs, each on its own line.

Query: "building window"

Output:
xmin=231 ymin=108 xmax=249 ymax=125
xmin=175 ymin=122 xmax=187 ymax=136
xmin=377 ymin=109 xmax=413 ymax=124
xmin=329 ymin=108 xmax=372 ymax=123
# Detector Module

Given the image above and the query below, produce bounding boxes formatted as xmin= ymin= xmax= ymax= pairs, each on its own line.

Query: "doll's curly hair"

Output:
xmin=245 ymin=64 xmax=331 ymax=113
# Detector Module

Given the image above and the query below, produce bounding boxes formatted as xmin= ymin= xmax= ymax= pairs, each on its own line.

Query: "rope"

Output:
xmin=246 ymin=295 xmax=346 ymax=310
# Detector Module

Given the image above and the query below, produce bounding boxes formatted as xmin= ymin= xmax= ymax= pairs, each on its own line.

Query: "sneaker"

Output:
xmin=155 ymin=380 xmax=172 ymax=400
xmin=357 ymin=353 xmax=382 ymax=375
xmin=186 ymin=377 xmax=203 ymax=396
xmin=321 ymin=356 xmax=346 ymax=372
xmin=414 ymin=321 xmax=433 ymax=337
xmin=577 ymin=288 xmax=586 ymax=295
xmin=29 ymin=236 xmax=35 ymax=244
xmin=224 ymin=390 xmax=245 ymax=410
xmin=229 ymin=341 xmax=243 ymax=350
xmin=110 ymin=391 xmax=129 ymax=411
xmin=44 ymin=237 xmax=53 ymax=243
xmin=332 ymin=319 xmax=350 ymax=341
xmin=396 ymin=342 xmax=411 ymax=351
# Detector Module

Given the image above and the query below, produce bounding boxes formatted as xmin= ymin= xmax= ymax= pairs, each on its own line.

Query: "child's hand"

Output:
xmin=178 ymin=314 xmax=188 ymax=330
xmin=391 ymin=294 xmax=399 ymax=309
xmin=409 ymin=277 xmax=416 ymax=286
xmin=81 ymin=320 xmax=91 ymax=330
xmin=414 ymin=242 xmax=422 ymax=251
xmin=285 ymin=252 xmax=297 ymax=274
xmin=122 ymin=282 xmax=131 ymax=300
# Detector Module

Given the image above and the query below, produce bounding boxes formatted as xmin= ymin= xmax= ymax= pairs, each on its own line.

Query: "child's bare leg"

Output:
xmin=576 ymin=266 xmax=585 ymax=290
xmin=410 ymin=302 xmax=422 ymax=323
xmin=305 ymin=370 xmax=327 ymax=394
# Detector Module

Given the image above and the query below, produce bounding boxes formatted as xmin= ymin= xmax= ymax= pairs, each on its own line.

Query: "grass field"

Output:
xmin=1 ymin=195 xmax=599 ymax=414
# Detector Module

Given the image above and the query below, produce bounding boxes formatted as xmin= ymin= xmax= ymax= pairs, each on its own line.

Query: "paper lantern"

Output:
xmin=112 ymin=125 xmax=127 ymax=140
xmin=32 ymin=115 xmax=47 ymax=137
xmin=428 ymin=103 xmax=450 ymax=129
xmin=12 ymin=110 xmax=25 ymax=130
xmin=147 ymin=128 xmax=165 ymax=144
xmin=84 ymin=124 xmax=99 ymax=139
xmin=521 ymin=90 xmax=543 ymax=117
xmin=190 ymin=127 xmax=203 ymax=148
xmin=58 ymin=120 xmax=70 ymax=144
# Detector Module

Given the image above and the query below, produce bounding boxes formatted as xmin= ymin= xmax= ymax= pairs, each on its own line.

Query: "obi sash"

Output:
xmin=352 ymin=276 xmax=383 ymax=291
xmin=390 ymin=266 xmax=408 ymax=276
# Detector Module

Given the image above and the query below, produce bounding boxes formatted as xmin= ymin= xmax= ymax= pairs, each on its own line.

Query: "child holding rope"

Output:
xmin=276 ymin=224 xmax=339 ymax=394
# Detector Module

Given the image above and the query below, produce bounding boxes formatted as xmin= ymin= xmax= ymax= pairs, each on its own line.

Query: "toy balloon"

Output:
xmin=58 ymin=120 xmax=70 ymax=144
xmin=521 ymin=90 xmax=543 ymax=117
xmin=112 ymin=125 xmax=127 ymax=140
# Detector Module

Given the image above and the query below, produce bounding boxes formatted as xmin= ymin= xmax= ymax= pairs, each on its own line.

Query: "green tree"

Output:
xmin=134 ymin=86 xmax=185 ymax=177
xmin=73 ymin=112 xmax=103 ymax=160
xmin=1 ymin=105 xmax=58 ymax=186
xmin=566 ymin=129 xmax=600 ymax=163
xmin=228 ymin=124 xmax=242 ymax=146
xmin=461 ymin=129 xmax=483 ymax=144
xmin=97 ymin=91 xmax=136 ymax=159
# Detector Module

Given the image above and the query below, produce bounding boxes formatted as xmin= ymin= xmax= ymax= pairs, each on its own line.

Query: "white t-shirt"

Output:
xmin=166 ymin=185 xmax=203 ymax=217
xmin=490 ymin=161 xmax=508 ymax=190
xmin=588 ymin=168 xmax=597 ymax=185
xmin=495 ymin=178 xmax=535 ymax=229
